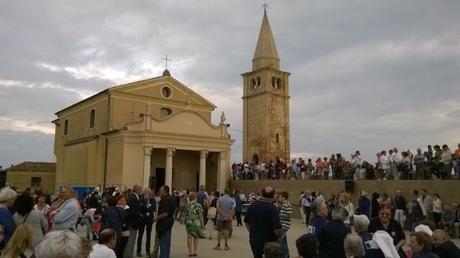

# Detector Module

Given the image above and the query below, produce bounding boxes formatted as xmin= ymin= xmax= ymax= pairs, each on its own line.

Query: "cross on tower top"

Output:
xmin=262 ymin=2 xmax=269 ymax=10
xmin=162 ymin=54 xmax=172 ymax=70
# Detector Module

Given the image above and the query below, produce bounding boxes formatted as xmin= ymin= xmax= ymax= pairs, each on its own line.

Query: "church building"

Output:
xmin=242 ymin=9 xmax=291 ymax=163
xmin=53 ymin=70 xmax=233 ymax=192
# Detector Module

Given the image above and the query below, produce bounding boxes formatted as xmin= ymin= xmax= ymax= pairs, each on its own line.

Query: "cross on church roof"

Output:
xmin=162 ymin=54 xmax=172 ymax=70
xmin=262 ymin=2 xmax=269 ymax=10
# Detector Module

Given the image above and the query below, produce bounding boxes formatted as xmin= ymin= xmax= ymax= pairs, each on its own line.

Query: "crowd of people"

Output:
xmin=1 ymin=183 xmax=460 ymax=258
xmin=232 ymin=144 xmax=460 ymax=181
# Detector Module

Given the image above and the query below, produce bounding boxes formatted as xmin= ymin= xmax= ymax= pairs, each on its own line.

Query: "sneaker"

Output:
xmin=213 ymin=245 xmax=222 ymax=250
xmin=224 ymin=245 xmax=230 ymax=250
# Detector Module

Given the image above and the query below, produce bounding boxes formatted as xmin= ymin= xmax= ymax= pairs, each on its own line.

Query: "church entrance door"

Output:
xmin=153 ymin=168 xmax=165 ymax=193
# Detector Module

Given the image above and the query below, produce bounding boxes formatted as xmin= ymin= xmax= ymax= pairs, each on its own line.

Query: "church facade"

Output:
xmin=53 ymin=71 xmax=233 ymax=192
xmin=242 ymin=9 xmax=291 ymax=163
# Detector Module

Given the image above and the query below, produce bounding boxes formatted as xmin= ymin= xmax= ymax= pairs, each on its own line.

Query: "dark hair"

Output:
xmin=296 ymin=234 xmax=318 ymax=258
xmin=279 ymin=191 xmax=289 ymax=200
xmin=263 ymin=242 xmax=283 ymax=258
xmin=162 ymin=185 xmax=170 ymax=194
xmin=99 ymin=228 xmax=116 ymax=244
xmin=262 ymin=187 xmax=275 ymax=199
xmin=107 ymin=196 xmax=118 ymax=206
xmin=13 ymin=193 xmax=34 ymax=216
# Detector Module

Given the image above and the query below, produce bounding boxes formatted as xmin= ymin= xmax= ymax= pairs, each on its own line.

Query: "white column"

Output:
xmin=143 ymin=146 xmax=152 ymax=188
xmin=217 ymin=152 xmax=227 ymax=192
xmin=199 ymin=151 xmax=208 ymax=188
xmin=165 ymin=148 xmax=175 ymax=190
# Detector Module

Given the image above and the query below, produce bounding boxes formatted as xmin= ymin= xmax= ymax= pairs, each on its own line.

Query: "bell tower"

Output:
xmin=242 ymin=8 xmax=290 ymax=163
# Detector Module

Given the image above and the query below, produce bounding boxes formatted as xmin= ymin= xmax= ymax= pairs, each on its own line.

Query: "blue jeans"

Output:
xmin=159 ymin=229 xmax=172 ymax=258
xmin=280 ymin=232 xmax=290 ymax=258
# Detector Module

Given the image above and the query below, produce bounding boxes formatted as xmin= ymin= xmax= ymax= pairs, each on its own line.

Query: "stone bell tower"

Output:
xmin=242 ymin=8 xmax=290 ymax=163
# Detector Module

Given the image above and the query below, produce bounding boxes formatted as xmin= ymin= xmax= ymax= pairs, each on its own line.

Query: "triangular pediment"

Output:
xmin=109 ymin=76 xmax=216 ymax=110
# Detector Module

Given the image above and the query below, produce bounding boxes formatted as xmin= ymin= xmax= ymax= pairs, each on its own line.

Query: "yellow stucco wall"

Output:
xmin=54 ymin=75 xmax=233 ymax=192
xmin=7 ymin=171 xmax=55 ymax=193
xmin=229 ymin=180 xmax=460 ymax=218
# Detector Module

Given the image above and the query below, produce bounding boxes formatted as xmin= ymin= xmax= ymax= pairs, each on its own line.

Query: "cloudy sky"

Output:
xmin=1 ymin=0 xmax=459 ymax=167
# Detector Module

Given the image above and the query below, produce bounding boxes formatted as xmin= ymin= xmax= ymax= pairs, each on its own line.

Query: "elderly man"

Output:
xmin=51 ymin=186 xmax=79 ymax=231
xmin=409 ymin=231 xmax=439 ymax=258
xmin=35 ymin=230 xmax=82 ymax=258
xmin=308 ymin=200 xmax=328 ymax=236
xmin=344 ymin=233 xmax=365 ymax=258
xmin=90 ymin=228 xmax=117 ymax=258
xmin=352 ymin=214 xmax=385 ymax=258
xmin=317 ymin=207 xmax=350 ymax=258
xmin=431 ymin=229 xmax=460 ymax=258
xmin=244 ymin=186 xmax=283 ymax=258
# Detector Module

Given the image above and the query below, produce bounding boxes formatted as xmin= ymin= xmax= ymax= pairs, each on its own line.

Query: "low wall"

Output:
xmin=228 ymin=180 xmax=460 ymax=218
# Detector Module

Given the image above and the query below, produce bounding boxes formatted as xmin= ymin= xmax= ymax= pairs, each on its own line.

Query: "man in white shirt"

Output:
xmin=90 ymin=228 xmax=117 ymax=258
xmin=390 ymin=148 xmax=401 ymax=179
xmin=380 ymin=151 xmax=391 ymax=180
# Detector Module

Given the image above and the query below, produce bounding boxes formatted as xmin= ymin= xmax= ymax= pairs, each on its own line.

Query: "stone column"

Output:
xmin=199 ymin=151 xmax=208 ymax=188
xmin=165 ymin=148 xmax=175 ymax=189
xmin=143 ymin=146 xmax=153 ymax=188
xmin=217 ymin=152 xmax=227 ymax=192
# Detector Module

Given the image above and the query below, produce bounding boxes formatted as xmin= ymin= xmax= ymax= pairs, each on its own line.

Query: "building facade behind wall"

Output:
xmin=53 ymin=71 xmax=233 ymax=192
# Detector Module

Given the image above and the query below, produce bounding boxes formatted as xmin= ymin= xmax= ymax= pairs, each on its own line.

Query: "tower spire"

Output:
xmin=252 ymin=8 xmax=280 ymax=70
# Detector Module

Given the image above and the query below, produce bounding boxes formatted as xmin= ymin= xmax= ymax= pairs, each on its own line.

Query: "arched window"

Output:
xmin=64 ymin=119 xmax=69 ymax=135
xmin=89 ymin=109 xmax=95 ymax=128
xmin=276 ymin=133 xmax=280 ymax=143
xmin=160 ymin=108 xmax=172 ymax=118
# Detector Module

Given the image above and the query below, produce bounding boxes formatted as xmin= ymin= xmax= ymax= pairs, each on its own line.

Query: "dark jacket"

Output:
xmin=102 ymin=206 xmax=127 ymax=237
xmin=126 ymin=192 xmax=142 ymax=229
xmin=433 ymin=241 xmax=460 ymax=258
xmin=359 ymin=196 xmax=371 ymax=217
xmin=414 ymin=251 xmax=440 ymax=258
xmin=317 ymin=219 xmax=350 ymax=258
xmin=139 ymin=196 xmax=156 ymax=224
xmin=156 ymin=195 xmax=176 ymax=237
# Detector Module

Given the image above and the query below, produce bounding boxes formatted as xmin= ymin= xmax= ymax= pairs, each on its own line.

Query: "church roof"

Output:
xmin=55 ymin=73 xmax=216 ymax=115
xmin=7 ymin=162 xmax=56 ymax=172
xmin=253 ymin=9 xmax=280 ymax=70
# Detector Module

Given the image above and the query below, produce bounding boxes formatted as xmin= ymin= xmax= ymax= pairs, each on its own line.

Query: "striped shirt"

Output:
xmin=279 ymin=201 xmax=293 ymax=230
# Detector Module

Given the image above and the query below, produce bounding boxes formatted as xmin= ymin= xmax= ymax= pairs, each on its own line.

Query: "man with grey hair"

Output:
xmin=352 ymin=214 xmax=384 ymax=258
xmin=51 ymin=185 xmax=79 ymax=231
xmin=35 ymin=230 xmax=82 ymax=258
xmin=124 ymin=184 xmax=142 ymax=258
xmin=308 ymin=200 xmax=328 ymax=236
xmin=344 ymin=233 xmax=365 ymax=258
xmin=317 ymin=207 xmax=350 ymax=258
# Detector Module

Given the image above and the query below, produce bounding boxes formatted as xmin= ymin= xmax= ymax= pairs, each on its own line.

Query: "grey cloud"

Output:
xmin=1 ymin=0 xmax=459 ymax=164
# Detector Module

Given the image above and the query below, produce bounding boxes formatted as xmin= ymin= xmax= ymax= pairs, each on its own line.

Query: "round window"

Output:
xmin=161 ymin=86 xmax=172 ymax=98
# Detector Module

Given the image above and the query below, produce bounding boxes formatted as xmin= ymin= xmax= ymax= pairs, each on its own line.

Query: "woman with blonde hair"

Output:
xmin=0 ymin=224 xmax=35 ymax=258
xmin=185 ymin=191 xmax=205 ymax=256
xmin=339 ymin=192 xmax=354 ymax=225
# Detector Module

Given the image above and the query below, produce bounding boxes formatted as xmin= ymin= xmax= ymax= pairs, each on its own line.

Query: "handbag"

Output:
xmin=207 ymin=207 xmax=217 ymax=220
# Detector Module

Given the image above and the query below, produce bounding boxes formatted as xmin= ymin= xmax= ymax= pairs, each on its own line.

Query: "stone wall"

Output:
xmin=229 ymin=180 xmax=460 ymax=218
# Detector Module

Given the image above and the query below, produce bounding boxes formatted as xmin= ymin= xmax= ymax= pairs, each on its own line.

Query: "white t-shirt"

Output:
xmin=89 ymin=244 xmax=116 ymax=258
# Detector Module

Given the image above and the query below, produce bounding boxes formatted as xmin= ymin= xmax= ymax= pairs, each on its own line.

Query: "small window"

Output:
xmin=64 ymin=119 xmax=69 ymax=135
xmin=89 ymin=109 xmax=95 ymax=128
xmin=276 ymin=133 xmax=280 ymax=143
xmin=31 ymin=177 xmax=41 ymax=187
xmin=160 ymin=108 xmax=172 ymax=118
xmin=272 ymin=77 xmax=282 ymax=89
xmin=161 ymin=86 xmax=172 ymax=98
xmin=252 ymin=77 xmax=261 ymax=90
